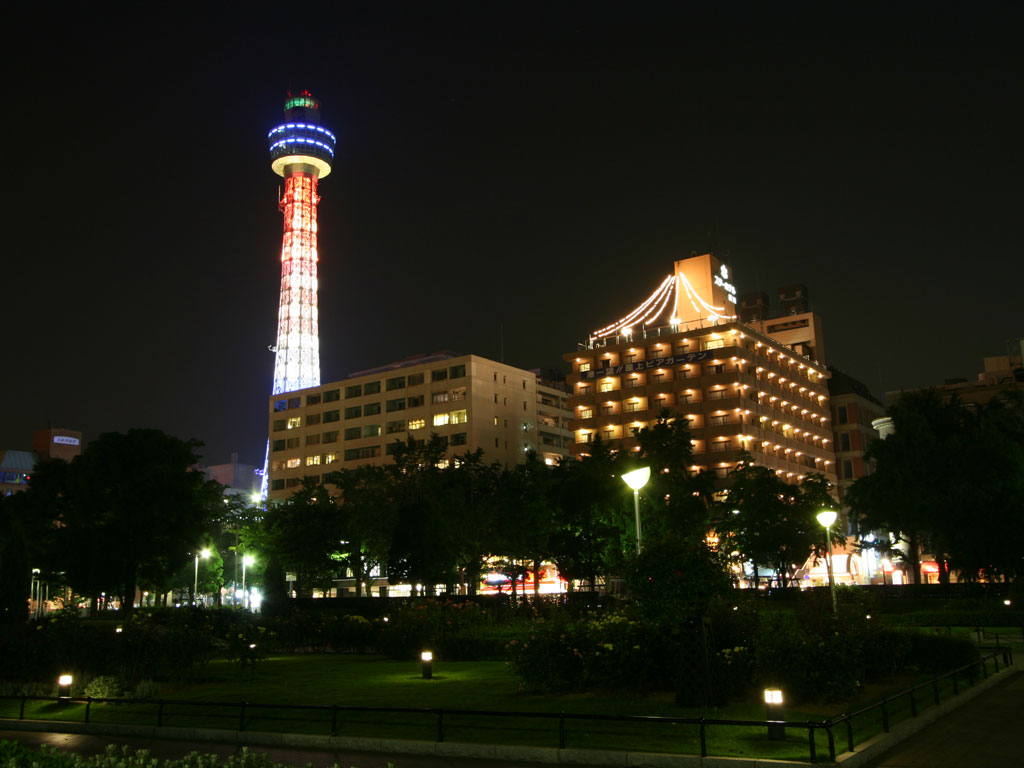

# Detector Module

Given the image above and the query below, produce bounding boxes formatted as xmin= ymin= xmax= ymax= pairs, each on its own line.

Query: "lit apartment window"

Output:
xmin=629 ymin=425 xmax=643 ymax=436
xmin=306 ymin=455 xmax=321 ymax=466
xmin=433 ymin=413 xmax=450 ymax=427
xmin=580 ymin=408 xmax=593 ymax=419
xmin=324 ymin=453 xmax=338 ymax=464
xmin=286 ymin=418 xmax=300 ymax=430
xmin=409 ymin=418 xmax=426 ymax=430
xmin=451 ymin=387 xmax=466 ymax=401
xmin=274 ymin=400 xmax=287 ymax=412
xmin=433 ymin=392 xmax=450 ymax=404
xmin=705 ymin=338 xmax=724 ymax=350
xmin=579 ymin=362 xmax=591 ymax=372
xmin=286 ymin=458 xmax=301 ymax=468
xmin=577 ymin=432 xmax=594 ymax=444
xmin=451 ymin=409 xmax=468 ymax=424
xmin=599 ymin=381 xmax=615 ymax=393
xmin=625 ymin=401 xmax=641 ymax=413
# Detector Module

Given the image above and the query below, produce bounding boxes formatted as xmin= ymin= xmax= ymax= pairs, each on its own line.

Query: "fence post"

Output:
xmin=331 ymin=705 xmax=338 ymax=736
xmin=436 ymin=709 xmax=444 ymax=742
xmin=558 ymin=712 xmax=565 ymax=749
xmin=909 ymin=689 xmax=917 ymax=717
xmin=932 ymin=680 xmax=940 ymax=706
xmin=982 ymin=658 xmax=988 ymax=679
xmin=157 ymin=700 xmax=164 ymax=727
xmin=826 ymin=723 xmax=835 ymax=762
xmin=880 ymin=699 xmax=889 ymax=733
xmin=699 ymin=717 xmax=706 ymax=758
xmin=845 ymin=719 xmax=854 ymax=753
xmin=808 ymin=724 xmax=816 ymax=763
xmin=85 ymin=697 xmax=92 ymax=724
xmin=18 ymin=696 xmax=26 ymax=720
xmin=952 ymin=674 xmax=959 ymax=695
xmin=968 ymin=664 xmax=974 ymax=687
xmin=239 ymin=702 xmax=246 ymax=731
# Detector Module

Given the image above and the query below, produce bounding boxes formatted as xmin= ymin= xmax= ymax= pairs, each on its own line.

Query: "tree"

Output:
xmin=27 ymin=430 xmax=222 ymax=614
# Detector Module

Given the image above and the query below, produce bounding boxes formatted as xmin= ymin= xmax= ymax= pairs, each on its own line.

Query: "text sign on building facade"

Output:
xmin=581 ymin=350 xmax=715 ymax=379
xmin=53 ymin=436 xmax=80 ymax=446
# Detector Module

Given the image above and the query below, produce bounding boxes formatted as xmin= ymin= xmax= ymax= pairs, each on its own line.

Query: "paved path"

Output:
xmin=0 ymin=730 xmax=542 ymax=768
xmin=864 ymin=671 xmax=1024 ymax=767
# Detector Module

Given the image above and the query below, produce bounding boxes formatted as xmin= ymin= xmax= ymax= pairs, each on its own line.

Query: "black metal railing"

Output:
xmin=0 ymin=648 xmax=1013 ymax=764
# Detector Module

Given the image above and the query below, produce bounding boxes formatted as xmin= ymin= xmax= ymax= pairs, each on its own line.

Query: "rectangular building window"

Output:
xmin=364 ymin=381 xmax=381 ymax=395
xmin=344 ymin=427 xmax=361 ymax=440
xmin=344 ymin=446 xmax=381 ymax=461
xmin=324 ymin=452 xmax=338 ymax=464
xmin=451 ymin=387 xmax=466 ymax=401
xmin=306 ymin=434 xmax=321 ymax=446
xmin=407 ymin=394 xmax=425 ymax=408
xmin=578 ymin=362 xmax=591 ymax=373
xmin=450 ymin=409 xmax=468 ymax=424
xmin=601 ymin=404 xmax=614 ymax=415
xmin=322 ymin=430 xmax=339 ymax=443
xmin=271 ymin=479 xmax=284 ymax=491
xmin=386 ymin=398 xmax=406 ymax=412
xmin=386 ymin=442 xmax=402 ymax=456
xmin=306 ymin=455 xmax=321 ymax=466
xmin=323 ymin=410 xmax=340 ymax=423
xmin=598 ymin=381 xmax=615 ymax=393
xmin=363 ymin=425 xmax=381 ymax=438
xmin=286 ymin=477 xmax=301 ymax=488
xmin=408 ymin=418 xmax=426 ymax=430
xmin=432 ymin=368 xmax=448 ymax=382
xmin=449 ymin=364 xmax=466 ymax=378
xmin=306 ymin=394 xmax=322 ymax=406
xmin=272 ymin=440 xmax=286 ymax=452
xmin=433 ymin=413 xmax=450 ymax=427
xmin=842 ymin=459 xmax=854 ymax=479
xmin=288 ymin=397 xmax=301 ymax=409
xmin=840 ymin=432 xmax=851 ymax=451
xmin=580 ymin=408 xmax=593 ymax=419
xmin=432 ymin=392 xmax=450 ymax=404
xmin=287 ymin=416 xmax=302 ymax=429
xmin=625 ymin=401 xmax=641 ymax=413
xmin=709 ymin=414 xmax=729 ymax=426
xmin=707 ymin=389 xmax=727 ymax=400
xmin=386 ymin=420 xmax=406 ymax=434
xmin=274 ymin=400 xmax=287 ymax=412
xmin=273 ymin=419 xmax=286 ymax=432
xmin=837 ymin=405 xmax=849 ymax=424
xmin=364 ymin=402 xmax=381 ymax=416
xmin=286 ymin=437 xmax=300 ymax=449
xmin=306 ymin=413 xmax=321 ymax=426
xmin=386 ymin=376 xmax=406 ymax=391
xmin=451 ymin=432 xmax=468 ymax=446
xmin=408 ymin=372 xmax=425 ymax=386
xmin=323 ymin=389 xmax=340 ymax=402
xmin=286 ymin=458 xmax=301 ymax=468
xmin=345 ymin=406 xmax=362 ymax=419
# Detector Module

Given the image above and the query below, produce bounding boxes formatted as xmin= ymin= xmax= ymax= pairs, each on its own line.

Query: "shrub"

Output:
xmin=906 ymin=631 xmax=979 ymax=672
xmin=84 ymin=675 xmax=123 ymax=699
xmin=132 ymin=679 xmax=161 ymax=699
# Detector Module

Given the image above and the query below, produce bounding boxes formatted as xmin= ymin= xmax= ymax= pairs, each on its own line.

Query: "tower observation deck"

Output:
xmin=268 ymin=91 xmax=336 ymax=395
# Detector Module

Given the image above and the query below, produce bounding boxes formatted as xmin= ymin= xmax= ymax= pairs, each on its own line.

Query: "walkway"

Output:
xmin=863 ymin=670 xmax=1024 ymax=767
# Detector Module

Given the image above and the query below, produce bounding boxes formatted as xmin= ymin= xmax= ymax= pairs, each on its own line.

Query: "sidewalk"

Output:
xmin=860 ymin=670 xmax=1024 ymax=768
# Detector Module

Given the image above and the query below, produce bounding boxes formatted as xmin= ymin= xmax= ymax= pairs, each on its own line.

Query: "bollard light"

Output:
xmin=58 ymin=674 xmax=73 ymax=699
xmin=421 ymin=650 xmax=433 ymax=680
xmin=764 ymin=687 xmax=785 ymax=740
xmin=1004 ymin=599 xmax=1012 ymax=606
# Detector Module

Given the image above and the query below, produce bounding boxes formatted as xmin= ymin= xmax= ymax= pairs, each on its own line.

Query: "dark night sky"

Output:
xmin=3 ymin=2 xmax=1021 ymax=467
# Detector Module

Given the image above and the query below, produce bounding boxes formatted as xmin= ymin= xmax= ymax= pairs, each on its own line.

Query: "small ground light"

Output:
xmin=764 ymin=688 xmax=784 ymax=740
xmin=421 ymin=650 xmax=433 ymax=680
xmin=58 ymin=675 xmax=73 ymax=699
xmin=865 ymin=614 xmax=872 ymax=620
xmin=115 ymin=626 xmax=123 ymax=633
xmin=1004 ymin=600 xmax=1012 ymax=606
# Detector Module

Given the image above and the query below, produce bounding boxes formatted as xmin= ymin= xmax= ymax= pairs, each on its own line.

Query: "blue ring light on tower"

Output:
xmin=268 ymin=90 xmax=336 ymax=179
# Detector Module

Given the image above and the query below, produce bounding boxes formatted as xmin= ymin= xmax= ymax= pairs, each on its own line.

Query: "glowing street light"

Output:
xmin=816 ymin=509 xmax=838 ymax=614
xmin=622 ymin=467 xmax=651 ymax=555
xmin=242 ymin=554 xmax=255 ymax=610
xmin=194 ymin=548 xmax=211 ymax=606
xmin=421 ymin=650 xmax=433 ymax=679
xmin=764 ymin=688 xmax=785 ymax=739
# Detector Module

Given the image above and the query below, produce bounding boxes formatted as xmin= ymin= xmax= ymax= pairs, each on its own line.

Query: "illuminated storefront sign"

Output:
xmin=53 ymin=436 xmax=80 ymax=446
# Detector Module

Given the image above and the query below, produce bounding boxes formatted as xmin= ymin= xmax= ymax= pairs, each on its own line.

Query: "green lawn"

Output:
xmin=0 ymin=652 xmax=1012 ymax=762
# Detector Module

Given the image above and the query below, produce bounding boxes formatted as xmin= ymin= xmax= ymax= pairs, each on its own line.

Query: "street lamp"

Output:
xmin=621 ymin=467 xmax=651 ymax=555
xmin=816 ymin=509 xmax=838 ymax=614
xmin=241 ymin=554 xmax=255 ymax=610
xmin=194 ymin=548 xmax=211 ymax=606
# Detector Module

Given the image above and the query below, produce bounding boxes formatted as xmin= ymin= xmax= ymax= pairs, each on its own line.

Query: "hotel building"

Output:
xmin=266 ymin=352 xmax=572 ymax=502
xmin=564 ymin=253 xmax=838 ymax=487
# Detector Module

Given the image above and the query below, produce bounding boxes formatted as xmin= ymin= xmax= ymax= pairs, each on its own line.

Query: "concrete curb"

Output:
xmin=1 ymin=667 xmax=1017 ymax=768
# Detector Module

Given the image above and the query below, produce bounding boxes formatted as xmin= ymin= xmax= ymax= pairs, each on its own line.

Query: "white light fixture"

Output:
xmin=622 ymin=467 xmax=651 ymax=554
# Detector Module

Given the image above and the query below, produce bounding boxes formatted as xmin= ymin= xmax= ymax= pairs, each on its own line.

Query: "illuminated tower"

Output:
xmin=268 ymin=91 xmax=336 ymax=394
xmin=261 ymin=92 xmax=336 ymax=497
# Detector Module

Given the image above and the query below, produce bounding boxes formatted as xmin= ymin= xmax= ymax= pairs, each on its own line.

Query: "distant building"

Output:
xmin=1 ymin=428 xmax=82 ymax=496
xmin=564 ymin=253 xmax=838 ymax=487
xmin=265 ymin=352 xmax=572 ymax=502
xmin=885 ymin=339 xmax=1023 ymax=408
xmin=201 ymin=452 xmax=261 ymax=498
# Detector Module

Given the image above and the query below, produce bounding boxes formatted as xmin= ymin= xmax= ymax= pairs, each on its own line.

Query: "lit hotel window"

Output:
xmin=579 ymin=362 xmax=591 ymax=372
xmin=324 ymin=453 xmax=338 ymax=464
xmin=580 ymin=408 xmax=593 ymax=419
xmin=599 ymin=381 xmax=614 ymax=393
xmin=287 ymin=417 xmax=302 ymax=429
xmin=306 ymin=455 xmax=321 ymax=466
xmin=409 ymin=418 xmax=426 ymax=430
xmin=451 ymin=409 xmax=468 ymax=424
xmin=286 ymin=458 xmax=301 ymax=469
xmin=433 ymin=413 xmax=450 ymax=427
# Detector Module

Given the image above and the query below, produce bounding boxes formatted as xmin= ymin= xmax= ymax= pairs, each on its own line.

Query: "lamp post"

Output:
xmin=193 ymin=548 xmax=211 ymax=606
xmin=241 ymin=554 xmax=255 ymax=610
xmin=621 ymin=467 xmax=651 ymax=555
xmin=816 ymin=509 xmax=838 ymax=614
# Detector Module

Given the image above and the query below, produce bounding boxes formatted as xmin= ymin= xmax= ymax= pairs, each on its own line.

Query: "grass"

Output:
xmin=0 ymin=644 xmax=1014 ymax=762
